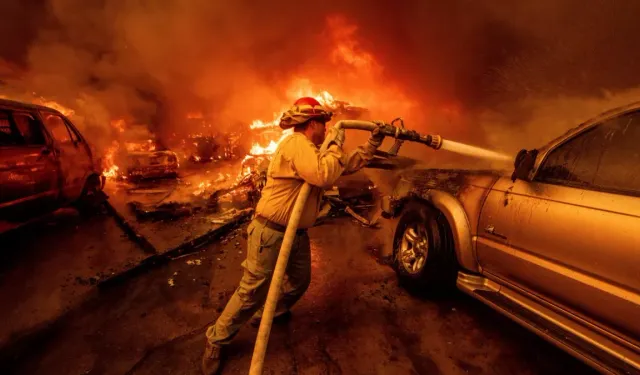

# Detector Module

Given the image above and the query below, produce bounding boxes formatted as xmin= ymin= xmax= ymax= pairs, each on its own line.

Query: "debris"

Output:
xmin=345 ymin=206 xmax=382 ymax=228
xmin=127 ymin=188 xmax=171 ymax=195
xmin=128 ymin=200 xmax=195 ymax=221
xmin=168 ymin=278 xmax=175 ymax=287
xmin=186 ymin=259 xmax=202 ymax=266
xmin=208 ymin=207 xmax=254 ymax=225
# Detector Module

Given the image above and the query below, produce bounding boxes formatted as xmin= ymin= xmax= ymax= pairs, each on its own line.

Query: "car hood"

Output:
xmin=397 ymin=168 xmax=505 ymax=197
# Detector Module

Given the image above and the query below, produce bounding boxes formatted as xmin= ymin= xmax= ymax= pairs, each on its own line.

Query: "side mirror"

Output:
xmin=511 ymin=149 xmax=538 ymax=182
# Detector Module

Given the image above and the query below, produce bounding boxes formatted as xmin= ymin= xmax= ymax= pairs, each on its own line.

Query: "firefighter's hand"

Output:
xmin=326 ymin=127 xmax=345 ymax=148
xmin=368 ymin=121 xmax=386 ymax=148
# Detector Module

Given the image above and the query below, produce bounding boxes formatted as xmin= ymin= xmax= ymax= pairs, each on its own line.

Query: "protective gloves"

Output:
xmin=368 ymin=121 xmax=386 ymax=149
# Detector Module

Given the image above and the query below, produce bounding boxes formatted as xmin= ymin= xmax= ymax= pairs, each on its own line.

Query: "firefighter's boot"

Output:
xmin=202 ymin=340 xmax=222 ymax=375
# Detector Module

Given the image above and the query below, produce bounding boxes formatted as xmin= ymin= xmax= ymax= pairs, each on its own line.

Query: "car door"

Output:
xmin=0 ymin=109 xmax=59 ymax=221
xmin=39 ymin=111 xmax=92 ymax=201
xmin=476 ymin=110 xmax=640 ymax=347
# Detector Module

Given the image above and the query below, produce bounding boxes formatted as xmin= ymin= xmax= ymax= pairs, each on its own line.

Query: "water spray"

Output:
xmin=249 ymin=119 xmax=509 ymax=374
xmin=440 ymin=140 xmax=512 ymax=162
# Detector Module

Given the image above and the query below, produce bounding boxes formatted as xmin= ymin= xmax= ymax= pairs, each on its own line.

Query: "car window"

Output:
xmin=41 ymin=112 xmax=72 ymax=143
xmin=591 ymin=113 xmax=640 ymax=194
xmin=536 ymin=110 xmax=640 ymax=196
xmin=64 ymin=119 xmax=82 ymax=144
xmin=0 ymin=111 xmax=22 ymax=146
xmin=12 ymin=112 xmax=46 ymax=145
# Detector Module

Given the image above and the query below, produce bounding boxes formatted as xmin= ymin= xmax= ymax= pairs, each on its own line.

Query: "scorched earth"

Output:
xmin=0 ymin=209 xmax=595 ymax=375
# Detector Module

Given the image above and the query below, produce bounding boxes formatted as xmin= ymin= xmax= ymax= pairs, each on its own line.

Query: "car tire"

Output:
xmin=75 ymin=174 xmax=106 ymax=216
xmin=392 ymin=201 xmax=457 ymax=294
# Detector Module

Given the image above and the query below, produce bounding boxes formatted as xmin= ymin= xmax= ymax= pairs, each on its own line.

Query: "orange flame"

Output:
xmin=102 ymin=141 xmax=121 ymax=180
xmin=111 ymin=119 xmax=126 ymax=133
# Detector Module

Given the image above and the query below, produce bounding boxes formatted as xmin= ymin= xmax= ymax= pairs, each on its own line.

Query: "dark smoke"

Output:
xmin=1 ymin=0 xmax=640 ymax=157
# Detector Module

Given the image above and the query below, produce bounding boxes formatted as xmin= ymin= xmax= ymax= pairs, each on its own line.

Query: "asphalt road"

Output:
xmin=1 ymin=214 xmax=596 ymax=375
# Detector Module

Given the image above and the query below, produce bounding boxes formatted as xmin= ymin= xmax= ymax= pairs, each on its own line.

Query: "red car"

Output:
xmin=0 ymin=98 xmax=104 ymax=232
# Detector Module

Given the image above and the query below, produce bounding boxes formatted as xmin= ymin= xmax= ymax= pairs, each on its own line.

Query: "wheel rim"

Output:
xmin=399 ymin=223 xmax=429 ymax=274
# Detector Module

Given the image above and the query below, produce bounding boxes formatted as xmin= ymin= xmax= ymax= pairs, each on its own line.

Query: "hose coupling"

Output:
xmin=426 ymin=134 xmax=443 ymax=150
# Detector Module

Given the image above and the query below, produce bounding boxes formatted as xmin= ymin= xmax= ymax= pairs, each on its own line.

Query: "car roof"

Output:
xmin=0 ymin=98 xmax=65 ymax=115
xmin=538 ymin=100 xmax=640 ymax=153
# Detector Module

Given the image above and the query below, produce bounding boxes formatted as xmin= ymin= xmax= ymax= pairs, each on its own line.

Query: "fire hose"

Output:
xmin=248 ymin=120 xmax=443 ymax=375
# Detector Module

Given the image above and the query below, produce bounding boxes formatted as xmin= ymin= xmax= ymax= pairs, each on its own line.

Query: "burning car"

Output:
xmin=185 ymin=132 xmax=245 ymax=163
xmin=379 ymin=102 xmax=640 ymax=374
xmin=112 ymin=137 xmax=179 ymax=181
xmin=0 ymin=98 xmax=105 ymax=232
xmin=331 ymin=100 xmax=370 ymax=120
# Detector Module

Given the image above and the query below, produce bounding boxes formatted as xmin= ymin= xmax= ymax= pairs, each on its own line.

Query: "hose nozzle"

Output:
xmin=427 ymin=134 xmax=442 ymax=150
xmin=330 ymin=120 xmax=444 ymax=151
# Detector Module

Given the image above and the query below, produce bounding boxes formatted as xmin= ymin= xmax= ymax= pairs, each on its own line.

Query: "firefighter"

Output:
xmin=202 ymin=97 xmax=385 ymax=375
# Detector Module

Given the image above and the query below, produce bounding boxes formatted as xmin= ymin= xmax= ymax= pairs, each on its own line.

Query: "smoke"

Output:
xmin=1 ymin=0 xmax=640 ymax=158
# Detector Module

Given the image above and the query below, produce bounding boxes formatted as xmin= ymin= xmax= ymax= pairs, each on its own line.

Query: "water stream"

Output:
xmin=440 ymin=139 xmax=512 ymax=162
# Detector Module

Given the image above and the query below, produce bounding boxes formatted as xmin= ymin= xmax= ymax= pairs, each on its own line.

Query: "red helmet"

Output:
xmin=293 ymin=97 xmax=321 ymax=107
xmin=279 ymin=97 xmax=333 ymax=129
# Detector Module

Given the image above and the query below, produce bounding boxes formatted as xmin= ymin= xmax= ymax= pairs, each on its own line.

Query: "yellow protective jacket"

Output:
xmin=254 ymin=132 xmax=377 ymax=229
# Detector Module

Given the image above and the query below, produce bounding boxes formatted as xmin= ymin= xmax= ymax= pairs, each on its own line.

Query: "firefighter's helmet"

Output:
xmin=279 ymin=97 xmax=333 ymax=129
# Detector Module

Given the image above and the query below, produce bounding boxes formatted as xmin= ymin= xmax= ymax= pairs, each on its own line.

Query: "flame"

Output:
xmin=327 ymin=15 xmax=381 ymax=73
xmin=192 ymin=173 xmax=230 ymax=196
xmin=187 ymin=112 xmax=203 ymax=119
xmin=125 ymin=139 xmax=156 ymax=152
xmin=250 ymin=140 xmax=278 ymax=155
xmin=102 ymin=141 xmax=121 ymax=180
xmin=111 ymin=119 xmax=126 ymax=133
xmin=103 ymin=165 xmax=120 ymax=179
xmin=33 ymin=98 xmax=75 ymax=117
xmin=249 ymin=116 xmax=280 ymax=130
xmin=193 ymin=180 xmax=212 ymax=196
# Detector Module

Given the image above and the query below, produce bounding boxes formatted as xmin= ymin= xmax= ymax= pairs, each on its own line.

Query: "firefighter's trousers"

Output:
xmin=205 ymin=219 xmax=311 ymax=346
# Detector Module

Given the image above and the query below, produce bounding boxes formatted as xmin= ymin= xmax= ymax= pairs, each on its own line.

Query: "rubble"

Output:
xmin=345 ymin=206 xmax=383 ymax=228
xmin=127 ymin=201 xmax=196 ymax=221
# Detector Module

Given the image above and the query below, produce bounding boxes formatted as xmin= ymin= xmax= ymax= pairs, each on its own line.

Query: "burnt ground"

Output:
xmin=0 ymin=213 xmax=596 ymax=375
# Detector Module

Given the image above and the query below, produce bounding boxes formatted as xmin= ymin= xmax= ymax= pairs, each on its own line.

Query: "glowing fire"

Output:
xmin=193 ymin=181 xmax=212 ymax=196
xmin=33 ymin=98 xmax=75 ymax=117
xmin=192 ymin=173 xmax=231 ymax=196
xmin=102 ymin=141 xmax=121 ymax=180
xmin=111 ymin=119 xmax=126 ymax=133
xmin=250 ymin=140 xmax=278 ymax=155
xmin=187 ymin=112 xmax=203 ymax=119
xmin=125 ymin=139 xmax=156 ymax=153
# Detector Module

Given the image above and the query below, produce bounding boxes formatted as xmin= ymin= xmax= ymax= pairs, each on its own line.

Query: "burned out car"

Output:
xmin=380 ymin=103 xmax=640 ymax=374
xmin=185 ymin=132 xmax=245 ymax=163
xmin=330 ymin=100 xmax=370 ymax=120
xmin=0 ymin=98 xmax=104 ymax=231
xmin=116 ymin=139 xmax=178 ymax=181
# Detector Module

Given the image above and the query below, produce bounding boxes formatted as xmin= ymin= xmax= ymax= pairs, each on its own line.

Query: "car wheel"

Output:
xmin=392 ymin=202 xmax=456 ymax=293
xmin=75 ymin=174 xmax=106 ymax=215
